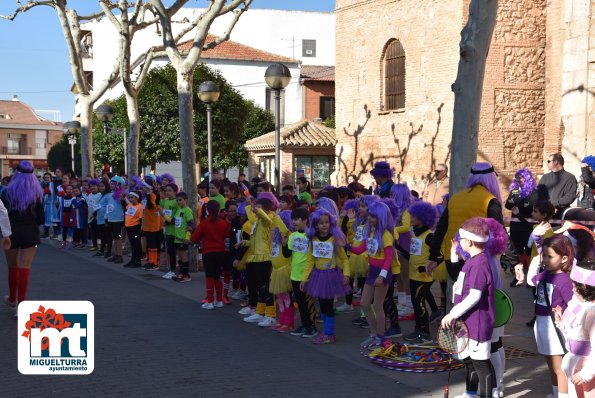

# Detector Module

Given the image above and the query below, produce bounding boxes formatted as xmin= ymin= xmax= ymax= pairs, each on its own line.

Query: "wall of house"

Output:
xmin=303 ymin=81 xmax=334 ymax=120
xmin=0 ymin=127 xmax=62 ymax=176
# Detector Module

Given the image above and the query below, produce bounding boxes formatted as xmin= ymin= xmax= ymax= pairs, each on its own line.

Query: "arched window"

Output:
xmin=384 ymin=39 xmax=405 ymax=110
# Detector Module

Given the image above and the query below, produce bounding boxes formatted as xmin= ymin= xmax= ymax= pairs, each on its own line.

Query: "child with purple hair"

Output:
xmin=159 ymin=173 xmax=176 ymax=187
xmin=301 ymin=208 xmax=351 ymax=344
xmin=391 ymin=183 xmax=414 ymax=310
xmin=269 ymin=210 xmax=295 ymax=332
xmin=346 ymin=201 xmax=395 ymax=347
xmin=336 ymin=198 xmax=364 ymax=313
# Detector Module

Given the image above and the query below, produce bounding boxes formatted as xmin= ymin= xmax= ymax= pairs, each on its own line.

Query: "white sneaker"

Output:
xmin=238 ymin=306 xmax=255 ymax=315
xmin=232 ymin=290 xmax=247 ymax=300
xmin=243 ymin=313 xmax=264 ymax=323
xmin=214 ymin=301 xmax=224 ymax=308
xmin=162 ymin=271 xmax=176 ymax=280
xmin=201 ymin=302 xmax=214 ymax=310
xmin=257 ymin=316 xmax=277 ymax=327
xmin=335 ymin=303 xmax=354 ymax=312
xmin=3 ymin=295 xmax=16 ymax=308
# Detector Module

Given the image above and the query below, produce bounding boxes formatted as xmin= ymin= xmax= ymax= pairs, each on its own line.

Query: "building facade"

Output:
xmin=0 ymin=97 xmax=63 ymax=177
xmin=335 ymin=0 xmax=594 ymax=192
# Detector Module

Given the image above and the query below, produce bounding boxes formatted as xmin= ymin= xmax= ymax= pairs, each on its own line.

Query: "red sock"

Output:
xmin=17 ymin=268 xmax=30 ymax=304
xmin=8 ymin=267 xmax=18 ymax=303
xmin=284 ymin=306 xmax=295 ymax=328
xmin=206 ymin=277 xmax=214 ymax=303
xmin=214 ymin=278 xmax=223 ymax=302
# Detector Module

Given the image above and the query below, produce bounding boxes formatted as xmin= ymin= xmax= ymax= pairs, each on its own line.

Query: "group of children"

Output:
xmin=38 ymin=168 xmax=595 ymax=398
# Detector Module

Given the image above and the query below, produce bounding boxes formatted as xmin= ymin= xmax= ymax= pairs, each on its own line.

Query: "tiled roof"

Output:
xmin=245 ymin=120 xmax=336 ymax=151
xmin=177 ymin=34 xmax=299 ymax=64
xmin=300 ymin=65 xmax=335 ymax=81
xmin=0 ymin=99 xmax=59 ymax=126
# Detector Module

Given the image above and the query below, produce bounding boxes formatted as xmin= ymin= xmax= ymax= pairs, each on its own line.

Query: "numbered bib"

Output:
xmin=106 ymin=204 xmax=114 ymax=213
xmin=453 ymin=271 xmax=465 ymax=300
xmin=410 ymin=238 xmax=423 ymax=256
xmin=536 ymin=282 xmax=554 ymax=307
xmin=366 ymin=238 xmax=379 ymax=256
xmin=175 ymin=217 xmax=182 ymax=228
xmin=163 ymin=209 xmax=172 ymax=218
xmin=354 ymin=225 xmax=365 ymax=242
xmin=292 ymin=236 xmax=309 ymax=254
xmin=271 ymin=241 xmax=280 ymax=258
xmin=93 ymin=204 xmax=102 ymax=211
xmin=312 ymin=241 xmax=333 ymax=259
xmin=126 ymin=207 xmax=137 ymax=216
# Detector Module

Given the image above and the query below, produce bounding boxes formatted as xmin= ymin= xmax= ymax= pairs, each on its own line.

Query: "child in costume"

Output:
xmin=94 ymin=180 xmax=112 ymax=258
xmin=58 ymin=185 xmax=76 ymax=249
xmin=441 ymin=217 xmax=496 ymax=398
xmin=301 ymin=208 xmax=351 ymax=345
xmin=269 ymin=210 xmax=294 ymax=332
xmin=554 ymin=258 xmax=595 ymax=398
xmin=381 ymin=197 xmax=403 ymax=338
xmin=105 ymin=176 xmax=126 ymax=264
xmin=160 ymin=183 xmax=179 ymax=279
xmin=172 ymin=192 xmax=194 ymax=282
xmin=528 ymin=235 xmax=575 ymax=398
xmin=41 ymin=172 xmax=58 ymax=238
xmin=124 ymin=191 xmax=143 ymax=268
xmin=72 ymin=185 xmax=88 ymax=248
xmin=141 ymin=179 xmax=163 ymax=271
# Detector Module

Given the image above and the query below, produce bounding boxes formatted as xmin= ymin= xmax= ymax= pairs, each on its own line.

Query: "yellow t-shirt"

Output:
xmin=302 ymin=236 xmax=350 ymax=281
xmin=367 ymin=229 xmax=394 ymax=260
xmin=409 ymin=229 xmax=433 ymax=282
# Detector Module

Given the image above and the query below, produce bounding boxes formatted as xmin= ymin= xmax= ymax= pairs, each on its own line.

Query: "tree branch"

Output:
xmin=99 ymin=0 xmax=121 ymax=29
xmin=203 ymin=0 xmax=252 ymax=50
xmin=0 ymin=0 xmax=53 ymax=20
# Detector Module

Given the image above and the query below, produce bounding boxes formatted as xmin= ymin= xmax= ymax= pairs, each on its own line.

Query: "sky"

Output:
xmin=0 ymin=0 xmax=334 ymax=123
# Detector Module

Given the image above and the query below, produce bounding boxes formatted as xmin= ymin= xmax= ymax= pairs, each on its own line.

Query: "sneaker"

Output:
xmin=353 ymin=288 xmax=362 ymax=298
xmin=214 ymin=301 xmax=224 ymax=308
xmin=243 ymin=313 xmax=265 ymax=323
xmin=173 ymin=274 xmax=191 ymax=282
xmin=352 ymin=316 xmax=366 ymax=326
xmin=238 ymin=306 xmax=255 ymax=315
xmin=361 ymin=334 xmax=382 ymax=348
xmin=257 ymin=317 xmax=277 ymax=327
xmin=290 ymin=326 xmax=306 ymax=336
xmin=335 ymin=303 xmax=354 ymax=312
xmin=429 ymin=310 xmax=443 ymax=324
xmin=360 ymin=319 xmax=370 ymax=329
xmin=162 ymin=271 xmax=176 ymax=280
xmin=404 ymin=330 xmax=421 ymax=341
xmin=201 ymin=302 xmax=214 ymax=310
xmin=201 ymin=298 xmax=208 ymax=304
xmin=385 ymin=325 xmax=403 ymax=338
xmin=124 ymin=261 xmax=142 ymax=268
xmin=3 ymin=296 xmax=16 ymax=308
xmin=276 ymin=325 xmax=292 ymax=333
xmin=312 ymin=334 xmax=335 ymax=345
xmin=406 ymin=332 xmax=433 ymax=345
xmin=302 ymin=326 xmax=319 ymax=338
xmin=93 ymin=251 xmax=104 ymax=257
xmin=146 ymin=264 xmax=159 ymax=271
xmin=222 ymin=296 xmax=231 ymax=305
xmin=232 ymin=290 xmax=247 ymax=300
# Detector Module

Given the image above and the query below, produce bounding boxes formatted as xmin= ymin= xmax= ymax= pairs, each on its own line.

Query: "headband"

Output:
xmin=570 ymin=265 xmax=595 ymax=287
xmin=16 ymin=164 xmax=33 ymax=174
xmin=458 ymin=228 xmax=489 ymax=243
xmin=470 ymin=166 xmax=495 ymax=175
xmin=128 ymin=192 xmax=139 ymax=198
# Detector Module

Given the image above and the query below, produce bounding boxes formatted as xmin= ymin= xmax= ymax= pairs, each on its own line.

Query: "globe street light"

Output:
xmin=265 ymin=63 xmax=291 ymax=194
xmin=95 ymin=104 xmax=127 ymax=175
xmin=197 ymin=81 xmax=220 ymax=182
xmin=63 ymin=120 xmax=80 ymax=174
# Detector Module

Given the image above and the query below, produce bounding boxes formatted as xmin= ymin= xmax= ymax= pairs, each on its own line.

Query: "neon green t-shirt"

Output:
xmin=161 ymin=198 xmax=178 ymax=236
xmin=288 ymin=231 xmax=310 ymax=281
xmin=174 ymin=206 xmax=194 ymax=243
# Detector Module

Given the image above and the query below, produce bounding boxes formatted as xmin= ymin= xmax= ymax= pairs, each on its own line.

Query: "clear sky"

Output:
xmin=0 ymin=0 xmax=334 ymax=123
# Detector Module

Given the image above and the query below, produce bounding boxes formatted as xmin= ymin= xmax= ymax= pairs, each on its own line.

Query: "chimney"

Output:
xmin=12 ymin=95 xmax=19 ymax=102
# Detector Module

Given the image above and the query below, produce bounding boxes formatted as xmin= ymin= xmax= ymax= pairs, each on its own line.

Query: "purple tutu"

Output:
xmin=305 ymin=267 xmax=352 ymax=299
xmin=365 ymin=266 xmax=393 ymax=286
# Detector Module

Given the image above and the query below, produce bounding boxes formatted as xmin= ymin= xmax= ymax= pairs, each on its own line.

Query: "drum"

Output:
xmin=494 ymin=288 xmax=513 ymax=327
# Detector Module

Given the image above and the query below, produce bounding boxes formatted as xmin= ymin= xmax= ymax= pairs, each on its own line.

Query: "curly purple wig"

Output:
xmin=509 ymin=168 xmax=536 ymax=199
xmin=484 ymin=218 xmax=508 ymax=289
xmin=315 ymin=197 xmax=339 ymax=218
xmin=159 ymin=173 xmax=176 ymax=185
xmin=366 ymin=201 xmax=394 ymax=247
xmin=370 ymin=161 xmax=394 ymax=179
xmin=273 ymin=210 xmax=294 ymax=244
xmin=408 ymin=201 xmax=438 ymax=229
xmin=466 ymin=162 xmax=502 ymax=206
xmin=342 ymin=198 xmax=360 ymax=214
xmin=6 ymin=161 xmax=43 ymax=213
xmin=256 ymin=191 xmax=280 ymax=211
xmin=307 ymin=208 xmax=346 ymax=247
xmin=87 ymin=178 xmax=100 ymax=187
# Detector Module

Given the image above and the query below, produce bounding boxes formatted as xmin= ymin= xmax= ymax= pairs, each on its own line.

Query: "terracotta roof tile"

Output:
xmin=245 ymin=120 xmax=335 ymax=151
xmin=177 ymin=35 xmax=299 ymax=64
xmin=0 ymin=100 xmax=58 ymax=126
xmin=300 ymin=65 xmax=335 ymax=81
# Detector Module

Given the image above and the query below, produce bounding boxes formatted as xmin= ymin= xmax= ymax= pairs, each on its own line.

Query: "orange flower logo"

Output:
xmin=22 ymin=305 xmax=72 ymax=350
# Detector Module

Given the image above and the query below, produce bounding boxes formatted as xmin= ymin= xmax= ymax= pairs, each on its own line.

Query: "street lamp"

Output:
xmin=265 ymin=63 xmax=291 ymax=194
xmin=95 ymin=104 xmax=127 ymax=175
xmin=63 ymin=120 xmax=80 ymax=174
xmin=197 ymin=81 xmax=220 ymax=182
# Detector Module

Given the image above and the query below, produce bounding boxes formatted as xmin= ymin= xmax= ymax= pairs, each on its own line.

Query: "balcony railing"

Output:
xmin=1 ymin=147 xmax=33 ymax=156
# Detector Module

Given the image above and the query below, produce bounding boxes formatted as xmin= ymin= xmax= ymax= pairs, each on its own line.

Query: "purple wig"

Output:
xmin=307 ymin=208 xmax=346 ymax=247
xmin=466 ymin=162 xmax=502 ymax=206
xmin=6 ymin=161 xmax=43 ymax=213
xmin=356 ymin=195 xmax=379 ymax=231
xmin=160 ymin=173 xmax=176 ymax=185
xmin=111 ymin=177 xmax=125 ymax=200
xmin=131 ymin=175 xmax=143 ymax=190
xmin=370 ymin=161 xmax=394 ymax=179
xmin=408 ymin=200 xmax=438 ymax=229
xmin=484 ymin=218 xmax=508 ymax=289
xmin=381 ymin=198 xmax=401 ymax=225
xmin=256 ymin=191 xmax=279 ymax=211
xmin=316 ymin=197 xmax=339 ymax=218
xmin=87 ymin=178 xmax=100 ymax=187
xmin=273 ymin=210 xmax=294 ymax=244
xmin=342 ymin=198 xmax=360 ymax=214
xmin=366 ymin=201 xmax=394 ymax=248
xmin=509 ymin=168 xmax=536 ymax=199
xmin=390 ymin=183 xmax=412 ymax=221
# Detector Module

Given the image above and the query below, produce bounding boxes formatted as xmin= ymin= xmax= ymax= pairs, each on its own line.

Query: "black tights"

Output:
xmin=291 ymin=280 xmax=316 ymax=327
xmin=246 ymin=261 xmax=273 ymax=307
xmin=410 ymin=279 xmax=431 ymax=333
xmin=463 ymin=357 xmax=496 ymax=397
xmin=345 ymin=277 xmax=366 ymax=305
xmin=383 ymin=279 xmax=400 ymax=328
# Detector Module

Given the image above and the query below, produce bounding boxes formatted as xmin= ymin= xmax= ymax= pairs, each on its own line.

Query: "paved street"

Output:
xmin=2 ymin=242 xmax=551 ymax=397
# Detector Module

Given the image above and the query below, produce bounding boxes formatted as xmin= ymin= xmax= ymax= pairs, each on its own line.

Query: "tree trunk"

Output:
xmin=449 ymin=0 xmax=499 ymax=194
xmin=176 ymin=68 xmax=198 ymax=215
xmin=125 ymin=91 xmax=140 ymax=177
xmin=79 ymin=97 xmax=94 ymax=177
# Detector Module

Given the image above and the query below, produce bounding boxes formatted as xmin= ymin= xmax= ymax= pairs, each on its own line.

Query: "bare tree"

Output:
xmin=149 ymin=0 xmax=252 ymax=216
xmin=449 ymin=0 xmax=499 ymax=193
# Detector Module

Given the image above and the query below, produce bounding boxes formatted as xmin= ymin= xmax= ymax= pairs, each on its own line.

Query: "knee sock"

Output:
xmin=284 ymin=306 xmax=295 ymax=328
xmin=256 ymin=302 xmax=266 ymax=316
xmin=214 ymin=278 xmax=223 ymax=302
xmin=17 ymin=268 xmax=30 ymax=304
xmin=222 ymin=270 xmax=231 ymax=298
xmin=324 ymin=315 xmax=335 ymax=336
xmin=206 ymin=277 xmax=214 ymax=303
xmin=8 ymin=267 xmax=18 ymax=302
xmin=265 ymin=305 xmax=276 ymax=319
xmin=490 ymin=350 xmax=504 ymax=393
